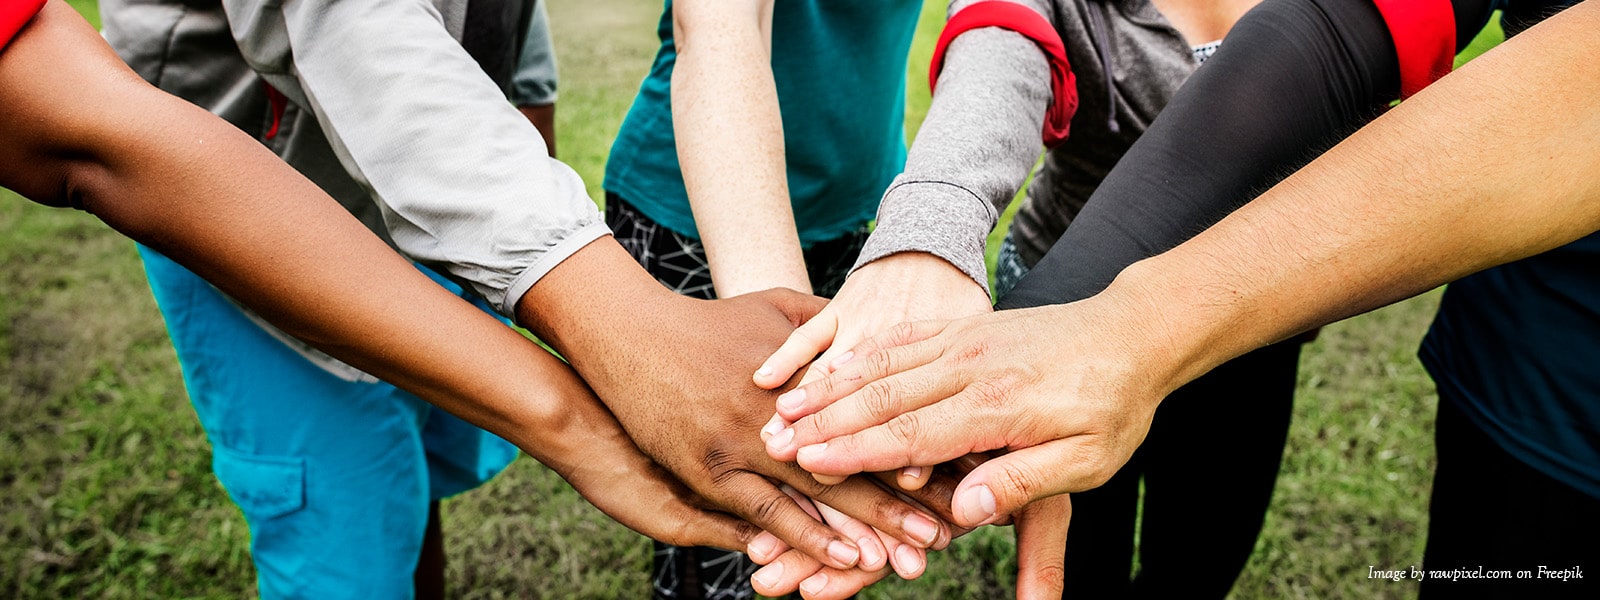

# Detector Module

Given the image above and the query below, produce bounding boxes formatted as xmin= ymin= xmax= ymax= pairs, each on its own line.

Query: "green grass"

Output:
xmin=2 ymin=2 xmax=1502 ymax=598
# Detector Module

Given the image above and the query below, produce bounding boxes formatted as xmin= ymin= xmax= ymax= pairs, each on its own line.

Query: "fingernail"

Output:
xmin=902 ymin=513 xmax=939 ymax=547
xmin=857 ymin=537 xmax=885 ymax=570
xmin=826 ymin=539 xmax=859 ymax=567
xmin=800 ymin=572 xmax=830 ymax=596
xmin=796 ymin=443 xmax=827 ymax=464
xmin=768 ymin=427 xmax=795 ymax=451
xmin=900 ymin=466 xmax=924 ymax=483
xmin=760 ymin=414 xmax=786 ymax=440
xmin=752 ymin=562 xmax=783 ymax=590
xmin=894 ymin=544 xmax=926 ymax=578
xmin=829 ymin=351 xmax=855 ymax=368
xmin=778 ymin=389 xmax=806 ymax=411
xmin=958 ymin=484 xmax=997 ymax=526
xmin=748 ymin=534 xmax=778 ymax=562
xmin=756 ymin=364 xmax=774 ymax=378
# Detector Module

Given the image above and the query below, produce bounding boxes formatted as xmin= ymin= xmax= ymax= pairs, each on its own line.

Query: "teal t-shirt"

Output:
xmin=604 ymin=0 xmax=923 ymax=245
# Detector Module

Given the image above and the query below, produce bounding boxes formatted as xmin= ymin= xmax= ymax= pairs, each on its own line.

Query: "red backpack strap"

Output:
xmin=262 ymin=81 xmax=289 ymax=140
xmin=931 ymin=1 xmax=1078 ymax=147
xmin=1372 ymin=0 xmax=1457 ymax=98
xmin=0 ymin=0 xmax=48 ymax=52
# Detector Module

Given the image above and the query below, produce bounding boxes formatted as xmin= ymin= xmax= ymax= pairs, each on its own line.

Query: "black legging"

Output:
xmin=993 ymin=0 xmax=1513 ymax=596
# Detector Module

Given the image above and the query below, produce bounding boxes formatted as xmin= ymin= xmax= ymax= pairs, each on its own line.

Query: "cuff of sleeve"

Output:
xmin=851 ymin=181 xmax=997 ymax=296
xmin=499 ymin=220 xmax=613 ymax=317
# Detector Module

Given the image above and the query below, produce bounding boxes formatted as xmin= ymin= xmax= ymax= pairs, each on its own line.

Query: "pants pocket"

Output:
xmin=211 ymin=445 xmax=307 ymax=521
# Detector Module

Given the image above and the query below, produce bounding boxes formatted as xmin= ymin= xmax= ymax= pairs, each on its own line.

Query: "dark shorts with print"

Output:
xmin=606 ymin=192 xmax=868 ymax=600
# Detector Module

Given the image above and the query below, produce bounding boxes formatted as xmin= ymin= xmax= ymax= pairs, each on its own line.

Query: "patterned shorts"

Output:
xmin=605 ymin=192 xmax=869 ymax=600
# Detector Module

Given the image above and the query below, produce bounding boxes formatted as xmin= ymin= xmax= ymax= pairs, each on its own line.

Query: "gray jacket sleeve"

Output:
xmin=224 ymin=0 xmax=607 ymax=317
xmin=510 ymin=0 xmax=558 ymax=107
xmin=849 ymin=0 xmax=1055 ymax=293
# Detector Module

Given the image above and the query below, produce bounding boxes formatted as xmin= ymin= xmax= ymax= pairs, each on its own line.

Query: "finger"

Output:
xmin=782 ymin=470 xmax=948 ymax=550
xmin=798 ymin=566 xmax=895 ymax=600
xmin=1014 ymin=494 xmax=1071 ymax=600
xmin=749 ymin=485 xmax=821 ymax=564
xmin=810 ymin=472 xmax=846 ymax=485
xmin=897 ymin=465 xmax=931 ymax=491
xmin=888 ymin=469 xmax=963 ymax=549
xmin=842 ymin=319 xmax=951 ymax=360
xmin=774 ymin=326 xmax=950 ymax=422
xmin=772 ymin=362 xmax=965 ymax=461
xmin=718 ymin=471 xmax=861 ymax=569
xmin=746 ymin=530 xmax=786 ymax=565
xmin=813 ymin=500 xmax=889 ymax=571
xmin=793 ymin=392 xmax=1009 ymax=479
xmin=755 ymin=310 xmax=838 ymax=389
xmin=668 ymin=507 xmax=764 ymax=553
xmin=751 ymin=550 xmax=893 ymax=600
xmin=955 ymin=440 xmax=1106 ymax=528
xmin=883 ymin=533 xmax=927 ymax=580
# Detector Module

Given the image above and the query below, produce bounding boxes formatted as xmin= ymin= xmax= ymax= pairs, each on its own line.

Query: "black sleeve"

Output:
xmin=996 ymin=0 xmax=1496 ymax=310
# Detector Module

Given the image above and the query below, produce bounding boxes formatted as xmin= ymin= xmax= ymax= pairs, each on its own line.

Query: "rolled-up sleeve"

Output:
xmin=235 ymin=0 xmax=606 ymax=317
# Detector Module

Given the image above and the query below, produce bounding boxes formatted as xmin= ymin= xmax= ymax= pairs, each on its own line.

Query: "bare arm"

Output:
xmin=0 ymin=0 xmax=750 ymax=551
xmin=671 ymin=0 xmax=811 ymax=296
xmin=1120 ymin=0 xmax=1600 ymax=391
xmin=771 ymin=0 xmax=1600 ymax=525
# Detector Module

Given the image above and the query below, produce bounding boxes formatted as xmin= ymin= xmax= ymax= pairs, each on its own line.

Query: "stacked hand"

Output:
xmin=519 ymin=240 xmax=959 ymax=578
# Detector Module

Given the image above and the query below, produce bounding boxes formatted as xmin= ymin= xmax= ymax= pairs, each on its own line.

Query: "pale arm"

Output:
xmin=775 ymin=0 xmax=1600 ymax=526
xmin=671 ymin=0 xmax=811 ymax=296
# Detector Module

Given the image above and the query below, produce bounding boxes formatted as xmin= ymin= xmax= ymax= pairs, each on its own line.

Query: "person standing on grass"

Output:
xmin=0 ymin=3 xmax=760 ymax=596
xmin=96 ymin=0 xmax=963 ymax=597
xmin=758 ymin=0 xmax=1596 ymax=597
xmin=99 ymin=1 xmax=562 ymax=595
xmin=750 ymin=0 xmax=1484 ymax=596
xmin=754 ymin=0 xmax=1584 ymax=597
xmin=599 ymin=1 xmax=937 ymax=597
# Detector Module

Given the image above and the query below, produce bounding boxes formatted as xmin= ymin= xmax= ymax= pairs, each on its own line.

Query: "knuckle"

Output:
xmin=885 ymin=412 xmax=923 ymax=448
xmin=702 ymin=448 xmax=744 ymax=487
xmin=858 ymin=382 xmax=899 ymax=423
xmin=865 ymin=347 xmax=896 ymax=378
xmin=995 ymin=460 xmax=1043 ymax=501
xmin=950 ymin=338 xmax=992 ymax=365
xmin=966 ymin=377 xmax=1015 ymax=412
xmin=749 ymin=490 xmax=791 ymax=526
xmin=885 ymin=322 xmax=920 ymax=348
xmin=801 ymin=410 xmax=835 ymax=439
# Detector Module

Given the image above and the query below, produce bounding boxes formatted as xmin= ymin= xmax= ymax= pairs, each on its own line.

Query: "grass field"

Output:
xmin=1 ymin=1 xmax=1501 ymax=598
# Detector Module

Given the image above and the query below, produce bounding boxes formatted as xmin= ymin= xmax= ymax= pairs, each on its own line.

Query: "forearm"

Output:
xmin=671 ymin=0 xmax=810 ymax=296
xmin=519 ymin=103 xmax=557 ymax=157
xmin=1102 ymin=2 xmax=1600 ymax=394
xmin=1 ymin=5 xmax=592 ymax=454
xmin=856 ymin=15 xmax=1052 ymax=290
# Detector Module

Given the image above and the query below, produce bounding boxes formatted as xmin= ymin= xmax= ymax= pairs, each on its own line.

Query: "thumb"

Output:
xmin=766 ymin=287 xmax=831 ymax=327
xmin=754 ymin=308 xmax=839 ymax=389
xmin=1014 ymin=493 xmax=1070 ymax=600
xmin=952 ymin=440 xmax=1092 ymax=528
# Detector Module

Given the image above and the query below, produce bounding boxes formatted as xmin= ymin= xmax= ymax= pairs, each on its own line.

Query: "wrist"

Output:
xmin=1074 ymin=258 xmax=1231 ymax=399
xmin=515 ymin=236 xmax=688 ymax=353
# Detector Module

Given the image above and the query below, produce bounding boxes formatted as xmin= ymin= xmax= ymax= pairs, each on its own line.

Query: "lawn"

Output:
xmin=1 ymin=1 xmax=1500 ymax=598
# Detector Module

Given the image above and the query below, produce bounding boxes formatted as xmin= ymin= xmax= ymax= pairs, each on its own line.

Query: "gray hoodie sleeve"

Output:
xmin=849 ymin=0 xmax=1056 ymax=293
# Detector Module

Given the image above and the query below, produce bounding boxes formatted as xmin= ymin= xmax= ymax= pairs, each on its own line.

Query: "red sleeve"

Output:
xmin=930 ymin=1 xmax=1078 ymax=147
xmin=1372 ymin=0 xmax=1456 ymax=98
xmin=0 ymin=0 xmax=47 ymax=53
